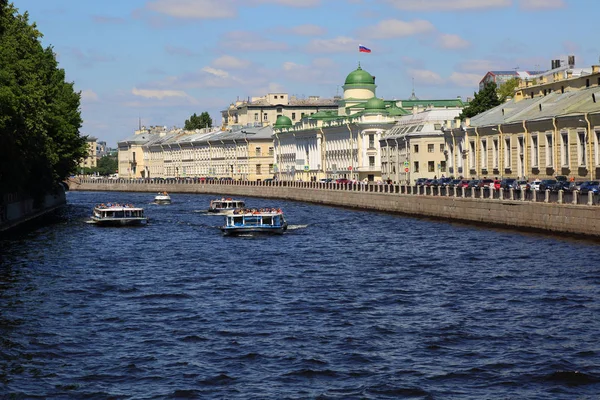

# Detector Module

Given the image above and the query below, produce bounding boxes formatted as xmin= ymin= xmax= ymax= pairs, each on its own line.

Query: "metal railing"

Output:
xmin=74 ymin=178 xmax=600 ymax=206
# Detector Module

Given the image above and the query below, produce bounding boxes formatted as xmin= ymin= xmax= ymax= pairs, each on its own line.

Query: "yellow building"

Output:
xmin=79 ymin=136 xmax=97 ymax=170
xmin=444 ymin=65 xmax=600 ymax=180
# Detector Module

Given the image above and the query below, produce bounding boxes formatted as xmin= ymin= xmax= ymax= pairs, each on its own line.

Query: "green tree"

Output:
xmin=0 ymin=2 xmax=87 ymax=201
xmin=184 ymin=112 xmax=212 ymax=130
xmin=497 ymin=77 xmax=520 ymax=102
xmin=96 ymin=155 xmax=118 ymax=176
xmin=459 ymin=82 xmax=502 ymax=120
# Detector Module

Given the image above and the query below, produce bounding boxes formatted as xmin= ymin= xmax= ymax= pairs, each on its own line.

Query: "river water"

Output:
xmin=1 ymin=190 xmax=599 ymax=399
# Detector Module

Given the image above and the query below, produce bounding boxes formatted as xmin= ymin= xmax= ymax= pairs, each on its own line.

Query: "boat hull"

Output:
xmin=90 ymin=217 xmax=148 ymax=226
xmin=154 ymin=199 xmax=171 ymax=205
xmin=221 ymin=226 xmax=286 ymax=236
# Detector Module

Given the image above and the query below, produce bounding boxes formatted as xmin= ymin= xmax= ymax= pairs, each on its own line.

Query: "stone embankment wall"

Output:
xmin=69 ymin=179 xmax=600 ymax=238
xmin=0 ymin=189 xmax=66 ymax=233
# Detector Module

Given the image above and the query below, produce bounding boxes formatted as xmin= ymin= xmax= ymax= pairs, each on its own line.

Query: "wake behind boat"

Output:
xmin=221 ymin=207 xmax=287 ymax=236
xmin=89 ymin=203 xmax=148 ymax=226
xmin=154 ymin=192 xmax=171 ymax=204
xmin=209 ymin=198 xmax=246 ymax=214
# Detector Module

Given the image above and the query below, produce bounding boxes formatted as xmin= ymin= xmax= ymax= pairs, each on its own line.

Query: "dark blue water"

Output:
xmin=1 ymin=190 xmax=599 ymax=399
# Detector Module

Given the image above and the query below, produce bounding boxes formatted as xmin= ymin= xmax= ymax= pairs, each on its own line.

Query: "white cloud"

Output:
xmin=212 ymin=55 xmax=251 ymax=69
xmin=201 ymin=67 xmax=229 ymax=78
xmin=146 ymin=0 xmax=237 ymax=19
xmin=409 ymin=69 xmax=444 ymax=85
xmin=220 ymin=31 xmax=289 ymax=52
xmin=449 ymin=72 xmax=482 ymax=87
xmin=519 ymin=0 xmax=565 ymax=10
xmin=304 ymin=36 xmax=358 ymax=53
xmin=456 ymin=59 xmax=506 ymax=73
xmin=132 ymin=88 xmax=193 ymax=100
xmin=437 ymin=34 xmax=470 ymax=50
xmin=289 ymin=24 xmax=327 ymax=36
xmin=383 ymin=0 xmax=511 ymax=11
xmin=360 ymin=19 xmax=435 ymax=39
xmin=81 ymin=89 xmax=99 ymax=102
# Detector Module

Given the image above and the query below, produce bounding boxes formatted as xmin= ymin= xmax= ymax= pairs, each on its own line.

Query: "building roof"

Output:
xmin=384 ymin=108 xmax=463 ymax=139
xmin=344 ymin=65 xmax=375 ymax=85
xmin=469 ymin=85 xmax=600 ymax=127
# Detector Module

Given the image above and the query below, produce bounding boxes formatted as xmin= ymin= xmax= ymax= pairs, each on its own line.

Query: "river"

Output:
xmin=1 ymin=190 xmax=599 ymax=399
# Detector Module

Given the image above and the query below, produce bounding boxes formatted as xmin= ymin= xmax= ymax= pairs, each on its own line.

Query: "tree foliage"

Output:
xmin=96 ymin=155 xmax=118 ymax=176
xmin=0 ymin=2 xmax=87 ymax=200
xmin=458 ymin=82 xmax=502 ymax=120
xmin=497 ymin=78 xmax=520 ymax=102
xmin=184 ymin=112 xmax=212 ymax=130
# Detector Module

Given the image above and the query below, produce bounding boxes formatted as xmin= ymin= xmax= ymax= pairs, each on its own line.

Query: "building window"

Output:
xmin=561 ymin=132 xmax=569 ymax=166
xmin=254 ymin=113 xmax=258 ymax=121
xmin=428 ymin=161 xmax=434 ymax=172
xmin=414 ymin=161 xmax=419 ymax=173
xmin=301 ymin=113 xmax=305 ymax=118
xmin=504 ymin=138 xmax=511 ymax=168
xmin=440 ymin=160 xmax=446 ymax=172
xmin=596 ymin=130 xmax=600 ymax=166
xmin=531 ymin=136 xmax=538 ymax=167
xmin=292 ymin=112 xmax=296 ymax=120
xmin=268 ymin=146 xmax=274 ymax=156
xmin=481 ymin=139 xmax=487 ymax=169
xmin=269 ymin=164 xmax=274 ymax=173
xmin=368 ymin=134 xmax=375 ymax=148
xmin=434 ymin=123 xmax=442 ymax=130
xmin=263 ymin=113 xmax=268 ymax=121
xmin=414 ymin=144 xmax=419 ymax=153
xmin=277 ymin=107 xmax=282 ymax=113
xmin=493 ymin=139 xmax=498 ymax=168
xmin=578 ymin=131 xmax=587 ymax=166
xmin=439 ymin=143 xmax=445 ymax=152
xmin=369 ymin=156 xmax=375 ymax=167
xmin=255 ymin=146 xmax=261 ymax=156
xmin=546 ymin=134 xmax=553 ymax=167
xmin=256 ymin=164 xmax=261 ymax=174
xmin=428 ymin=144 xmax=434 ymax=153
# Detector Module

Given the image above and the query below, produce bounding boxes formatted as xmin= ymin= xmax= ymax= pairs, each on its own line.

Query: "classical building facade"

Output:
xmin=117 ymin=126 xmax=274 ymax=180
xmin=273 ymin=64 xmax=466 ymax=182
xmin=381 ymin=108 xmax=463 ymax=184
xmin=221 ymin=93 xmax=339 ymax=130
xmin=79 ymin=136 xmax=97 ymax=170
xmin=445 ymin=65 xmax=600 ymax=181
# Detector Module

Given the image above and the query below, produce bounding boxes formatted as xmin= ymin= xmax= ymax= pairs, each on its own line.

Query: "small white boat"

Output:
xmin=90 ymin=203 xmax=148 ymax=226
xmin=221 ymin=208 xmax=287 ymax=236
xmin=208 ymin=198 xmax=245 ymax=214
xmin=154 ymin=192 xmax=171 ymax=204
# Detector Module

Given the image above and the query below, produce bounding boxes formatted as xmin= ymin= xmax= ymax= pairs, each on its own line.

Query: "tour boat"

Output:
xmin=154 ymin=191 xmax=171 ymax=204
xmin=208 ymin=197 xmax=246 ymax=214
xmin=221 ymin=208 xmax=287 ymax=236
xmin=90 ymin=203 xmax=148 ymax=226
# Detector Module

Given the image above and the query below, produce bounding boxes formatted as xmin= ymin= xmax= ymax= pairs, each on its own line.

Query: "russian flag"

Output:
xmin=359 ymin=44 xmax=371 ymax=53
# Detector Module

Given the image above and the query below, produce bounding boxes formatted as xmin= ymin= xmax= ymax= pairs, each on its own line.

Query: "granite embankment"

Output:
xmin=0 ymin=189 xmax=66 ymax=233
xmin=68 ymin=179 xmax=600 ymax=238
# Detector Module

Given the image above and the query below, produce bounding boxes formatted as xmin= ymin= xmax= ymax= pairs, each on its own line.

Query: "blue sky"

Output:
xmin=13 ymin=0 xmax=598 ymax=146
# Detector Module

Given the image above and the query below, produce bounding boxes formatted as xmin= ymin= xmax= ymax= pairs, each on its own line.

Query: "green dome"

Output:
xmin=364 ymin=97 xmax=386 ymax=111
xmin=273 ymin=115 xmax=292 ymax=129
xmin=344 ymin=66 xmax=375 ymax=85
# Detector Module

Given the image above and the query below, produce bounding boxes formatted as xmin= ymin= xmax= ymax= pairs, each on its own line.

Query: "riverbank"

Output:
xmin=67 ymin=179 xmax=600 ymax=238
xmin=0 ymin=189 xmax=66 ymax=234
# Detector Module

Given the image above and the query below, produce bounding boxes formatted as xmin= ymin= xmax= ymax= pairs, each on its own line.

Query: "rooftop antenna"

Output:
xmin=138 ymin=115 xmax=141 ymax=130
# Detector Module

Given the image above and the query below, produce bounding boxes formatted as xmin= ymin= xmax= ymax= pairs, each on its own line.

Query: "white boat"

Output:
xmin=208 ymin=198 xmax=246 ymax=214
xmin=154 ymin=192 xmax=171 ymax=204
xmin=221 ymin=208 xmax=287 ymax=236
xmin=90 ymin=203 xmax=148 ymax=226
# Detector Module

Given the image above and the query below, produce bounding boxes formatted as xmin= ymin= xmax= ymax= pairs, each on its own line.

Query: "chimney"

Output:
xmin=567 ymin=70 xmax=573 ymax=79
xmin=592 ymin=65 xmax=600 ymax=74
xmin=568 ymin=55 xmax=575 ymax=68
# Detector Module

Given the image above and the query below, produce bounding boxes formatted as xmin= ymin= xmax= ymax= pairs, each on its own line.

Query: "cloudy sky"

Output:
xmin=14 ymin=0 xmax=597 ymax=146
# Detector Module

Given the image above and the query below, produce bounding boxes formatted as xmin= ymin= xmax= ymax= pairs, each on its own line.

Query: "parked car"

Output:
xmin=549 ymin=181 xmax=570 ymax=192
xmin=529 ymin=180 xmax=542 ymax=191
xmin=335 ymin=178 xmax=351 ymax=184
xmin=492 ymin=180 xmax=501 ymax=190
xmin=319 ymin=178 xmax=333 ymax=183
xmin=516 ymin=180 xmax=530 ymax=191
xmin=438 ymin=177 xmax=452 ymax=186
xmin=457 ymin=179 xmax=470 ymax=188
xmin=415 ymin=178 xmax=427 ymax=186
xmin=467 ymin=179 xmax=481 ymax=188
xmin=499 ymin=178 xmax=518 ymax=190
xmin=579 ymin=181 xmax=600 ymax=194
xmin=573 ymin=181 xmax=587 ymax=191
xmin=539 ymin=179 xmax=558 ymax=191
xmin=479 ymin=178 xmax=494 ymax=188
xmin=448 ymin=179 xmax=462 ymax=187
